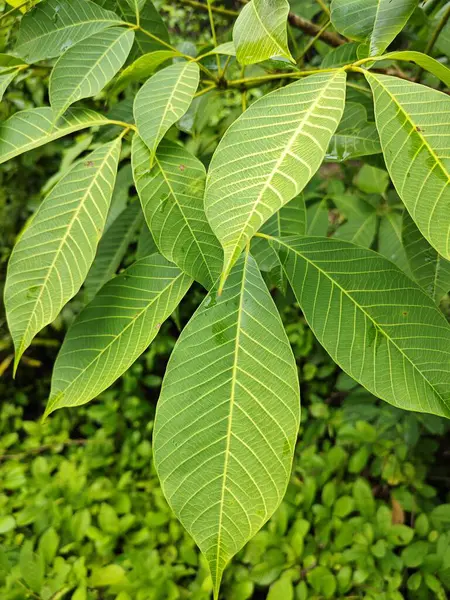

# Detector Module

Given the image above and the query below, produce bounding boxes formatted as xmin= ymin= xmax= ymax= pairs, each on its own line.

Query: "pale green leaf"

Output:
xmin=307 ymin=198 xmax=329 ymax=236
xmin=204 ymin=42 xmax=236 ymax=57
xmin=0 ymin=53 xmax=27 ymax=68
xmin=272 ymin=235 xmax=450 ymax=417
xmin=49 ymin=27 xmax=134 ymax=120
xmin=14 ymin=0 xmax=123 ymax=63
xmin=112 ymin=50 xmax=178 ymax=93
xmin=125 ymin=0 xmax=146 ymax=18
xmin=378 ymin=212 xmax=411 ymax=276
xmin=330 ymin=0 xmax=416 ymax=55
xmin=233 ymin=0 xmax=294 ymax=65
xmin=205 ymin=71 xmax=346 ymax=290
xmin=153 ymin=250 xmax=300 ymax=596
xmin=132 ymin=135 xmax=222 ymax=289
xmin=369 ymin=51 xmax=450 ymax=88
xmin=134 ymin=61 xmax=199 ymax=162
xmin=84 ymin=201 xmax=143 ymax=301
xmin=321 ymin=42 xmax=359 ymax=69
xmin=105 ymin=163 xmax=133 ymax=229
xmin=0 ymin=107 xmax=109 ymax=165
xmin=333 ymin=195 xmax=377 ymax=246
xmin=0 ymin=68 xmax=21 ymax=102
xmin=326 ymin=101 xmax=381 ymax=161
xmin=136 ymin=221 xmax=157 ymax=259
xmin=366 ymin=73 xmax=450 ymax=260
xmin=46 ymin=254 xmax=192 ymax=415
xmin=5 ymin=140 xmax=121 ymax=369
xmin=115 ymin=0 xmax=170 ymax=57
xmin=403 ymin=212 xmax=450 ymax=304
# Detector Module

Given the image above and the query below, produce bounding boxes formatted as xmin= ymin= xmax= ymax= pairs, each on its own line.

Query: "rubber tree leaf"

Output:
xmin=378 ymin=212 xmax=411 ymax=276
xmin=105 ymin=163 xmax=134 ymax=229
xmin=5 ymin=140 xmax=121 ymax=370
xmin=115 ymin=0 xmax=170 ymax=57
xmin=403 ymin=212 xmax=450 ymax=304
xmin=153 ymin=251 xmax=300 ymax=597
xmin=84 ymin=201 xmax=144 ymax=301
xmin=368 ymin=51 xmax=450 ymax=88
xmin=366 ymin=73 xmax=450 ymax=260
xmin=272 ymin=235 xmax=450 ymax=418
xmin=330 ymin=0 xmax=416 ymax=55
xmin=0 ymin=107 xmax=109 ymax=165
xmin=136 ymin=222 xmax=157 ymax=259
xmin=112 ymin=50 xmax=178 ymax=93
xmin=125 ymin=0 xmax=146 ymax=18
xmin=14 ymin=0 xmax=123 ymax=63
xmin=134 ymin=61 xmax=199 ymax=163
xmin=233 ymin=0 xmax=294 ymax=65
xmin=326 ymin=101 xmax=381 ymax=161
xmin=205 ymin=71 xmax=346 ymax=291
xmin=333 ymin=195 xmax=377 ymax=247
xmin=46 ymin=254 xmax=192 ymax=416
xmin=49 ymin=27 xmax=134 ymax=120
xmin=307 ymin=198 xmax=329 ymax=236
xmin=203 ymin=42 xmax=236 ymax=58
xmin=132 ymin=135 xmax=222 ymax=289
xmin=0 ymin=68 xmax=22 ymax=102
xmin=321 ymin=42 xmax=359 ymax=68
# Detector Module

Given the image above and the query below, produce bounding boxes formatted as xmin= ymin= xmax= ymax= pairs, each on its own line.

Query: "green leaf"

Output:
xmin=49 ymin=27 xmax=134 ymax=120
xmin=84 ymin=201 xmax=144 ymax=301
xmin=366 ymin=73 xmax=450 ymax=260
xmin=132 ymin=135 xmax=222 ymax=289
xmin=401 ymin=541 xmax=429 ymax=568
xmin=136 ymin=222 xmax=157 ymax=259
xmin=5 ymin=140 xmax=121 ymax=370
xmin=321 ymin=43 xmax=359 ymax=68
xmin=326 ymin=102 xmax=381 ymax=161
xmin=369 ymin=51 xmax=450 ymax=88
xmin=0 ymin=67 xmax=22 ymax=102
xmin=38 ymin=527 xmax=59 ymax=565
xmin=19 ymin=541 xmax=44 ymax=594
xmin=330 ymin=0 xmax=416 ymax=55
xmin=205 ymin=71 xmax=346 ymax=291
xmin=233 ymin=0 xmax=294 ymax=65
xmin=333 ymin=195 xmax=377 ymax=246
xmin=134 ymin=61 xmax=199 ymax=163
xmin=46 ymin=254 xmax=191 ymax=416
xmin=153 ymin=251 xmax=300 ymax=597
xmin=204 ymin=41 xmax=236 ymax=58
xmin=14 ymin=0 xmax=123 ymax=63
xmin=353 ymin=478 xmax=375 ymax=517
xmin=115 ymin=0 xmax=170 ymax=57
xmin=403 ymin=213 xmax=450 ymax=304
xmin=125 ymin=0 xmax=146 ymax=18
xmin=270 ymin=235 xmax=450 ymax=417
xmin=0 ymin=107 xmax=109 ymax=165
xmin=307 ymin=198 xmax=329 ymax=236
xmin=112 ymin=50 xmax=178 ymax=93
xmin=378 ymin=212 xmax=411 ymax=276
xmin=89 ymin=564 xmax=125 ymax=587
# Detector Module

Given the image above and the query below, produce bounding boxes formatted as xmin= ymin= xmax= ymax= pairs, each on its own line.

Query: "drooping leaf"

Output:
xmin=46 ymin=254 xmax=192 ymax=415
xmin=378 ymin=212 xmax=411 ymax=276
xmin=134 ymin=62 xmax=199 ymax=162
xmin=49 ymin=27 xmax=134 ymax=120
xmin=333 ymin=195 xmax=377 ymax=247
xmin=14 ymin=0 xmax=123 ymax=63
xmin=326 ymin=102 xmax=381 ymax=161
xmin=233 ymin=0 xmax=294 ymax=65
xmin=321 ymin=42 xmax=359 ymax=68
xmin=115 ymin=0 xmax=170 ymax=57
xmin=84 ymin=201 xmax=144 ymax=301
xmin=271 ymin=235 xmax=450 ymax=418
xmin=330 ymin=0 xmax=416 ymax=55
xmin=153 ymin=250 xmax=300 ymax=596
xmin=132 ymin=135 xmax=222 ymax=289
xmin=403 ymin=213 xmax=450 ymax=304
xmin=0 ymin=54 xmax=27 ymax=68
xmin=366 ymin=73 xmax=450 ymax=260
xmin=5 ymin=140 xmax=121 ymax=369
xmin=0 ymin=107 xmax=109 ymax=165
xmin=0 ymin=68 xmax=22 ymax=102
xmin=136 ymin=222 xmax=157 ymax=259
xmin=205 ymin=71 xmax=346 ymax=290
xmin=368 ymin=51 xmax=450 ymax=88
xmin=112 ymin=50 xmax=178 ymax=93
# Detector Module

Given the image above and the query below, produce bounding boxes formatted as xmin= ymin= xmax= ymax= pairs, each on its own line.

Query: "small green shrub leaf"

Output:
xmin=46 ymin=254 xmax=192 ymax=415
xmin=153 ymin=251 xmax=300 ymax=597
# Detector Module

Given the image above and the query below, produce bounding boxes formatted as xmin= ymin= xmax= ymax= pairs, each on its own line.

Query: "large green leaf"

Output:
xmin=368 ymin=51 xmax=450 ymax=88
xmin=14 ymin=0 xmax=123 ymax=63
xmin=205 ymin=71 xmax=346 ymax=290
xmin=84 ymin=201 xmax=143 ymax=301
xmin=326 ymin=102 xmax=381 ymax=161
xmin=330 ymin=0 xmax=416 ymax=55
xmin=49 ymin=27 xmax=134 ymax=120
xmin=153 ymin=251 xmax=300 ymax=596
xmin=0 ymin=107 xmax=109 ymax=165
xmin=333 ymin=194 xmax=377 ymax=247
xmin=403 ymin=213 xmax=450 ymax=304
xmin=112 ymin=50 xmax=178 ymax=93
xmin=378 ymin=212 xmax=411 ymax=276
xmin=46 ymin=254 xmax=191 ymax=416
xmin=366 ymin=73 xmax=450 ymax=260
xmin=132 ymin=135 xmax=222 ymax=289
xmin=232 ymin=0 xmax=294 ymax=65
xmin=5 ymin=140 xmax=121 ymax=369
xmin=271 ymin=235 xmax=450 ymax=418
xmin=115 ymin=0 xmax=170 ymax=58
xmin=134 ymin=61 xmax=199 ymax=162
xmin=321 ymin=42 xmax=359 ymax=69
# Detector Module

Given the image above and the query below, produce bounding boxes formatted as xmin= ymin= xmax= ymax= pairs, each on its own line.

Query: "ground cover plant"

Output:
xmin=2 ymin=0 xmax=450 ymax=597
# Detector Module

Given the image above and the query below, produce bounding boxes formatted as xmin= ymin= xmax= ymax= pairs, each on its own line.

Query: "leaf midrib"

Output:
xmin=275 ymin=236 xmax=446 ymax=408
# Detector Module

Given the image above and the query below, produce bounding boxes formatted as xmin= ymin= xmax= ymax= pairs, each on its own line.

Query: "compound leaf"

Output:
xmin=5 ymin=140 xmax=121 ymax=370
xmin=49 ymin=27 xmax=134 ymax=120
xmin=205 ymin=71 xmax=346 ymax=291
xmin=272 ymin=235 xmax=450 ymax=418
xmin=134 ymin=61 xmax=199 ymax=162
xmin=132 ymin=135 xmax=222 ymax=289
xmin=14 ymin=0 xmax=123 ymax=63
xmin=366 ymin=73 xmax=450 ymax=260
xmin=46 ymin=254 xmax=192 ymax=415
xmin=153 ymin=250 xmax=300 ymax=597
